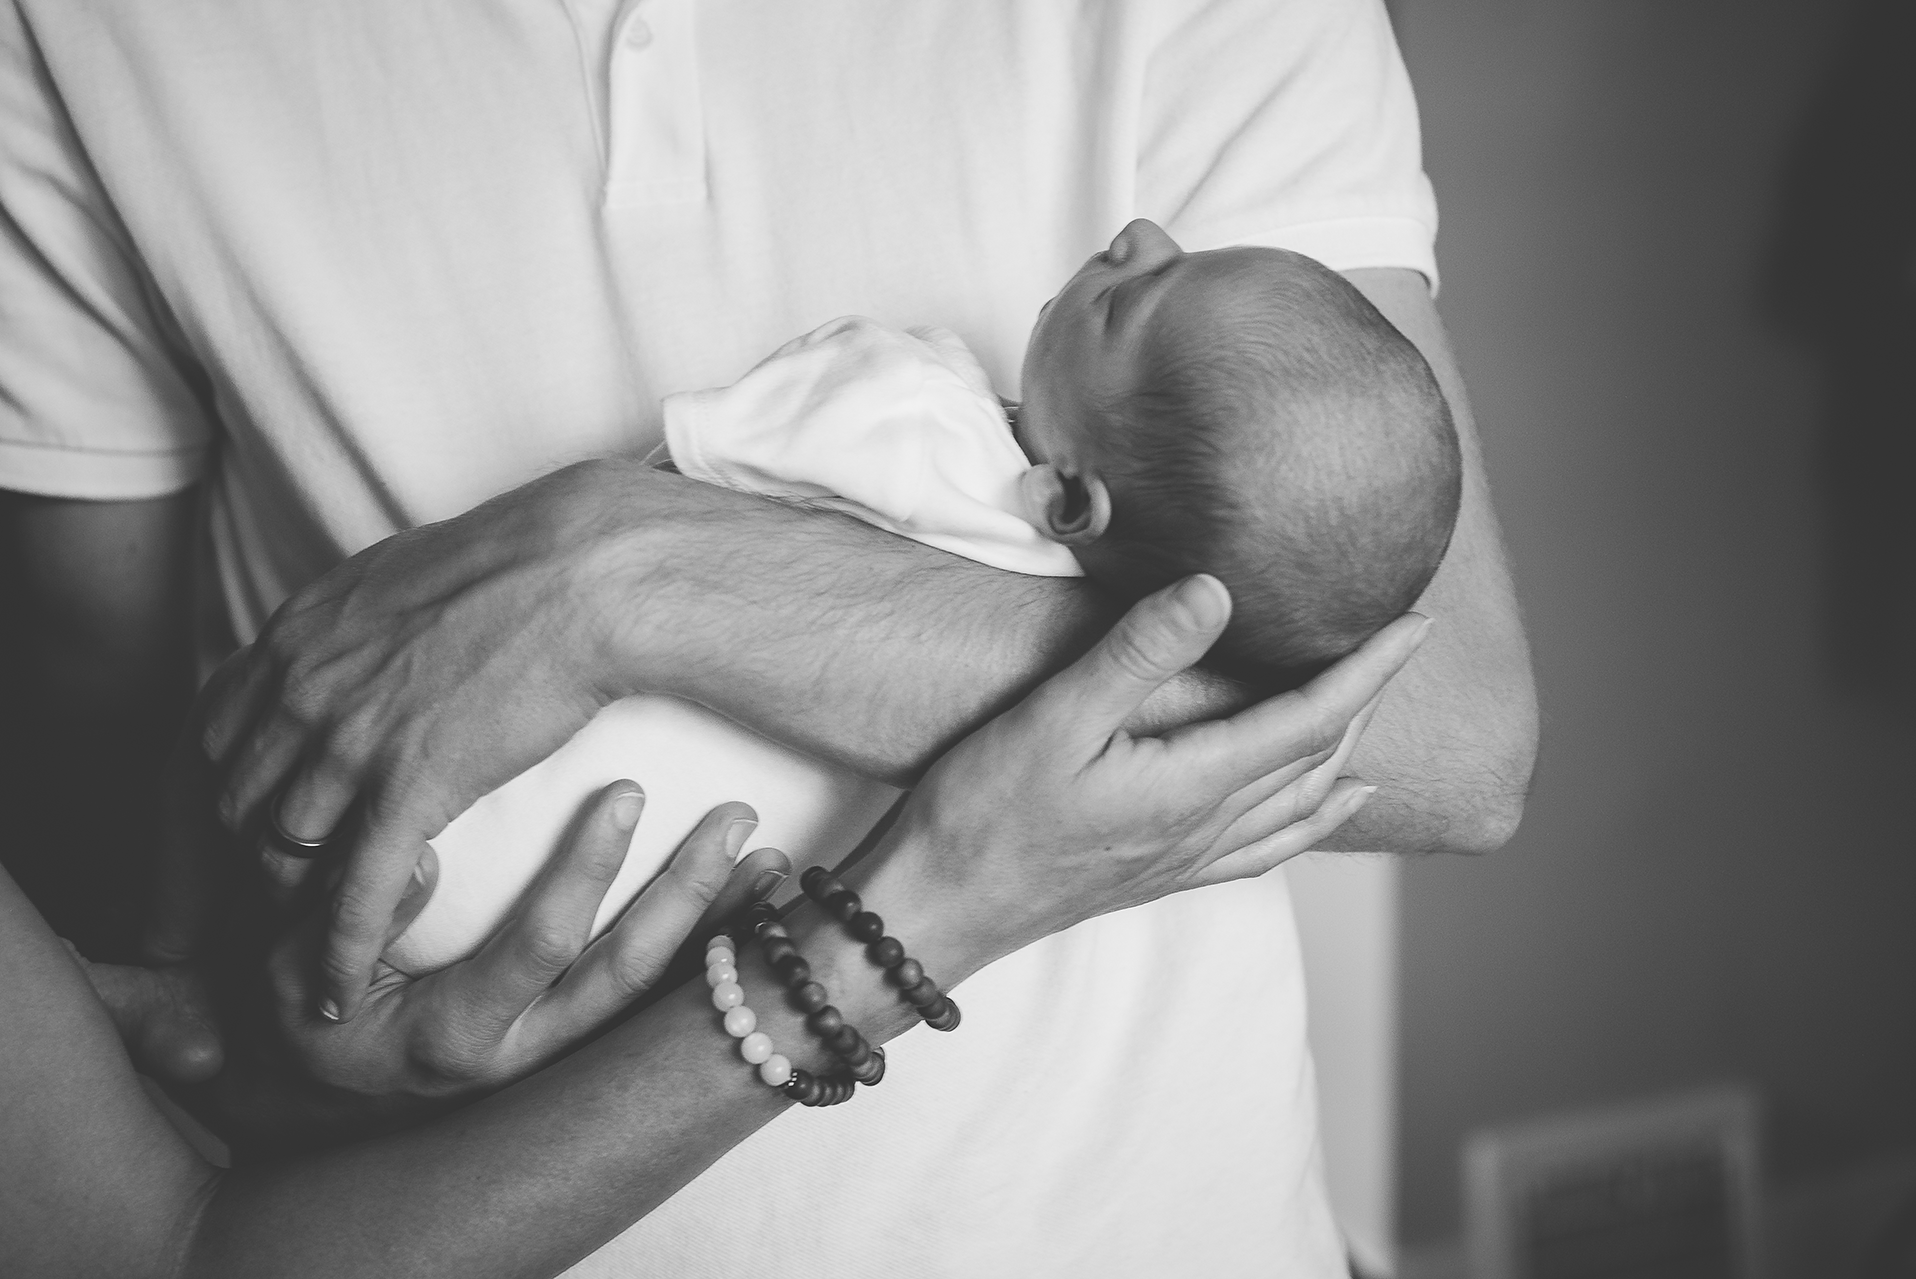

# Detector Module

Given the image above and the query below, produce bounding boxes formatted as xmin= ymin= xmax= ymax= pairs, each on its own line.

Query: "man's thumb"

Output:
xmin=1049 ymin=575 xmax=1232 ymax=733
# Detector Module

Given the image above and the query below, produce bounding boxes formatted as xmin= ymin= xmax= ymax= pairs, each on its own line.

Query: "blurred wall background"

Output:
xmin=1391 ymin=0 xmax=1916 ymax=1263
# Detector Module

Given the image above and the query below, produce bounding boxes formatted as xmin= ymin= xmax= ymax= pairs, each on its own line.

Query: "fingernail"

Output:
xmin=1177 ymin=574 xmax=1230 ymax=630
xmin=612 ymin=789 xmax=645 ymax=825
xmin=750 ymin=868 xmax=788 ymax=899
xmin=1349 ymin=785 xmax=1379 ymax=812
xmin=318 ymin=998 xmax=341 ymax=1023
xmin=1410 ymin=613 xmax=1435 ymax=643
xmin=412 ymin=860 xmax=430 ymax=886
xmin=725 ymin=817 xmax=760 ymax=855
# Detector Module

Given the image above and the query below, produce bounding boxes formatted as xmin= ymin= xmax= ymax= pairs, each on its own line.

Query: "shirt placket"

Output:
xmin=603 ymin=0 xmax=707 ymax=209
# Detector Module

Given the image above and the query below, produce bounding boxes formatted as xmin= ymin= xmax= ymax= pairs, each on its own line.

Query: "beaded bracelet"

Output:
xmin=744 ymin=901 xmax=887 ymax=1086
xmin=705 ymin=924 xmax=878 ymax=1106
xmin=799 ymin=867 xmax=961 ymax=1032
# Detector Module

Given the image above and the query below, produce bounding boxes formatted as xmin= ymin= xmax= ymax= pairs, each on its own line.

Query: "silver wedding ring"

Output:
xmin=270 ymin=807 xmax=331 ymax=854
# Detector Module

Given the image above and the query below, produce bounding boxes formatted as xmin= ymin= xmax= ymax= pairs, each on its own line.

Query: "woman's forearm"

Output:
xmin=181 ymin=885 xmax=942 ymax=1279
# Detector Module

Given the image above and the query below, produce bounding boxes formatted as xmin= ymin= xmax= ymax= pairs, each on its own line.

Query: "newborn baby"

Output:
xmin=668 ymin=217 xmax=1460 ymax=687
xmin=386 ymin=219 xmax=1459 ymax=974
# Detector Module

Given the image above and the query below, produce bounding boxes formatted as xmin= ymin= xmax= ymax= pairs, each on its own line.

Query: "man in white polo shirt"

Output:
xmin=0 ymin=1 xmax=1535 ymax=1274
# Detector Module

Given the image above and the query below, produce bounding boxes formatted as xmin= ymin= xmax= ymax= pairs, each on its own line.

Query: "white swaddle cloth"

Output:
xmin=386 ymin=318 xmax=1079 ymax=974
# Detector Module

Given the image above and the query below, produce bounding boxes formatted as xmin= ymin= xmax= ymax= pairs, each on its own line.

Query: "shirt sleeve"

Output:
xmin=0 ymin=2 xmax=213 ymax=499
xmin=1137 ymin=0 xmax=1440 ymax=289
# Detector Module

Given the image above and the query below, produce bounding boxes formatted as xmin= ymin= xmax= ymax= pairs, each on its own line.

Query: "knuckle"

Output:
xmin=610 ymin=946 xmax=669 ymax=1000
xmin=216 ymin=789 xmax=247 ymax=832
xmin=518 ymin=920 xmax=580 ymax=976
xmin=327 ymin=889 xmax=385 ymax=952
xmin=1296 ymin=699 xmax=1341 ymax=758
xmin=1106 ymin=629 xmax=1166 ymax=685
xmin=317 ymin=944 xmax=364 ymax=990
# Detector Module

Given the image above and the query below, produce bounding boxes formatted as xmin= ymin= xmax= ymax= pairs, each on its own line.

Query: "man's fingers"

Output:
xmin=1024 ymin=575 xmax=1233 ymax=743
xmin=1196 ymin=613 xmax=1431 ymax=792
xmin=437 ymin=781 xmax=644 ymax=1043
xmin=196 ymin=648 xmax=271 ymax=765
xmin=215 ymin=709 xmax=311 ymax=837
xmin=526 ymin=804 xmax=761 ymax=1047
xmin=269 ymin=745 xmax=365 ymax=848
xmin=1198 ymin=778 xmax=1378 ymax=886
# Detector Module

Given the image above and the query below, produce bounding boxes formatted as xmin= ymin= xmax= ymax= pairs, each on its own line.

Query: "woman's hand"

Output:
xmin=193 ymin=785 xmax=788 ymax=1152
xmin=865 ymin=575 xmax=1430 ymax=971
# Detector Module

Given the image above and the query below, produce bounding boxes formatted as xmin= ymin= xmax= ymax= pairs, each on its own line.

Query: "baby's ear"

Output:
xmin=1021 ymin=464 xmax=1112 ymax=547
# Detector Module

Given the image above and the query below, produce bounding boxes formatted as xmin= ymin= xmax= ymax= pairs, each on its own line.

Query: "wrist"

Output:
xmin=553 ymin=457 xmax=696 ymax=704
xmin=834 ymin=816 xmax=1007 ymax=991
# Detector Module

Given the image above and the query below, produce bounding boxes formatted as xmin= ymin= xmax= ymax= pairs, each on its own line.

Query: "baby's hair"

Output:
xmin=1092 ymin=249 xmax=1460 ymax=688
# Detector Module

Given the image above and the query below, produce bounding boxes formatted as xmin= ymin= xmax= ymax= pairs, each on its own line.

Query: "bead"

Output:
xmin=754 ymin=920 xmax=789 ymax=941
xmin=850 ymin=1053 xmax=884 ymax=1084
xmin=867 ymin=937 xmax=905 ymax=968
xmin=739 ymin=1031 xmax=773 ymax=1064
xmin=705 ymin=935 xmax=735 ymax=957
xmin=839 ymin=1037 xmax=873 ymax=1068
xmin=763 ymin=938 xmax=798 ymax=966
xmin=806 ymin=1006 xmax=843 ymax=1037
xmin=705 ymin=959 xmax=738 ymax=988
xmin=825 ymin=889 xmax=861 ymax=922
xmin=746 ymin=900 xmax=778 ymax=923
xmin=800 ymin=867 xmax=841 ymax=899
xmin=849 ymin=911 xmax=885 ymax=943
xmin=825 ymin=1024 xmax=861 ymax=1056
xmin=888 ymin=958 xmax=924 ymax=988
xmin=711 ymin=981 xmax=745 ymax=1011
xmin=903 ymin=976 xmax=941 ymax=1007
xmin=772 ymin=954 xmax=811 ymax=986
xmin=783 ymin=1068 xmax=819 ymax=1103
xmin=926 ymin=1001 xmax=962 ymax=1032
xmin=759 ymin=1054 xmax=793 ymax=1087
xmin=723 ymin=1004 xmax=757 ymax=1038
xmin=791 ymin=981 xmax=830 ymax=1013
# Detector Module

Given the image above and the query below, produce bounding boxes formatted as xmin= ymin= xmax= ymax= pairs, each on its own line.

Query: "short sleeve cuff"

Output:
xmin=0 ymin=435 xmax=207 ymax=499
xmin=1227 ymin=216 xmax=1440 ymax=296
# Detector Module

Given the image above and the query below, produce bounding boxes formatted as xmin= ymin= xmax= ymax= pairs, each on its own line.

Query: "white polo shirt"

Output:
xmin=1 ymin=1 xmax=1437 ymax=1274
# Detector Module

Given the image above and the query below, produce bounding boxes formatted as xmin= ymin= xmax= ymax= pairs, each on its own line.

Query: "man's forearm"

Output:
xmin=584 ymin=433 xmax=1533 ymax=859
xmin=589 ymin=463 xmax=1120 ymax=782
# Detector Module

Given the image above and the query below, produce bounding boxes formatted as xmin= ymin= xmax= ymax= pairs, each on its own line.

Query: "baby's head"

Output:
xmin=1017 ymin=219 xmax=1460 ymax=687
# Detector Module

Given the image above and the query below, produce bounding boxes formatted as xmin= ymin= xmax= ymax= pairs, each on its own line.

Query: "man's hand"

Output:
xmin=197 ymin=464 xmax=646 ymax=1019
xmin=186 ymin=785 xmax=789 ymax=1153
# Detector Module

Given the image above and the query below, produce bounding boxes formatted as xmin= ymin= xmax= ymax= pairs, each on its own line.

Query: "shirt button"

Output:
xmin=624 ymin=20 xmax=654 ymax=49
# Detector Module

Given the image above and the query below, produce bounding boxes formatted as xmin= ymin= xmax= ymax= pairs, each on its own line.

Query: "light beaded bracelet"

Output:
xmin=704 ymin=932 xmax=794 ymax=1090
xmin=704 ymin=926 xmax=874 ymax=1106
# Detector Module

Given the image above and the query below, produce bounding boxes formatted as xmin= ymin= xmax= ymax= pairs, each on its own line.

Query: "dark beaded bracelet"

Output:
xmin=801 ymin=867 xmax=962 ymax=1032
xmin=745 ymin=905 xmax=885 ymax=1094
